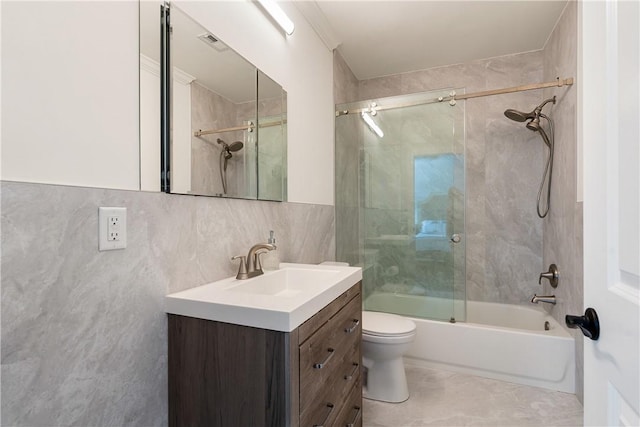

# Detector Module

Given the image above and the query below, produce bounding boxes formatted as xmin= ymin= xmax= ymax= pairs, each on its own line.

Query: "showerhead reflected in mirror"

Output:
xmin=139 ymin=1 xmax=287 ymax=201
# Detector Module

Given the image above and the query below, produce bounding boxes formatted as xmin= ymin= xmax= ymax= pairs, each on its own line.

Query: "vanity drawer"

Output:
xmin=299 ymin=293 xmax=361 ymax=424
xmin=298 ymin=282 xmax=361 ymax=344
xmin=335 ymin=379 xmax=363 ymax=427
xmin=299 ymin=340 xmax=361 ymax=426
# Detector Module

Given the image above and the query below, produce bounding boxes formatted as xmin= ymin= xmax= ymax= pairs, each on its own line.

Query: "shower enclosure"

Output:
xmin=336 ymin=89 xmax=466 ymax=322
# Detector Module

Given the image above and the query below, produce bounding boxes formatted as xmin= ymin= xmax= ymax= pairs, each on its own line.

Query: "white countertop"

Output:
xmin=165 ymin=263 xmax=362 ymax=332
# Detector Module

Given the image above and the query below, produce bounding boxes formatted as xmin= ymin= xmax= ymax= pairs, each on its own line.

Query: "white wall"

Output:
xmin=1 ymin=0 xmax=335 ymax=205
xmin=1 ymin=1 xmax=140 ymax=190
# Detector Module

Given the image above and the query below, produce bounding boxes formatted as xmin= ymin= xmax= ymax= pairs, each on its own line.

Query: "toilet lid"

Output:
xmin=362 ymin=311 xmax=416 ymax=337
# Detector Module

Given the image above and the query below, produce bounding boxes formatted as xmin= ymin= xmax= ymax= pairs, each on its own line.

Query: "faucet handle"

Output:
xmin=539 ymin=264 xmax=559 ymax=287
xmin=231 ymin=255 xmax=248 ymax=280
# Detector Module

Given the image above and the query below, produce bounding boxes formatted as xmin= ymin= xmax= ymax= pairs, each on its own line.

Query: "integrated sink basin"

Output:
xmin=226 ymin=267 xmax=342 ymax=297
xmin=165 ymin=263 xmax=362 ymax=332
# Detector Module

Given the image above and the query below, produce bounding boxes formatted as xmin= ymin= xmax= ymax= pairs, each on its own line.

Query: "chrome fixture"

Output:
xmin=217 ymin=138 xmax=244 ymax=194
xmin=504 ymin=96 xmax=556 ymax=218
xmin=232 ymin=242 xmax=276 ymax=280
xmin=539 ymin=264 xmax=559 ymax=288
xmin=531 ymin=294 xmax=556 ymax=305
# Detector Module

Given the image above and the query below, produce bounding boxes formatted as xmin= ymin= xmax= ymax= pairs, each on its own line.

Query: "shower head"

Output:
xmin=227 ymin=141 xmax=244 ymax=152
xmin=216 ymin=138 xmax=243 ymax=153
xmin=504 ymin=108 xmax=534 ymax=122
xmin=504 ymin=96 xmax=557 ymax=128
xmin=526 ymin=116 xmax=541 ymax=131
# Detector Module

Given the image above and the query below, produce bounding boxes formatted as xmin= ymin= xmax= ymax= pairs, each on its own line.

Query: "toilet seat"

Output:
xmin=362 ymin=311 xmax=416 ymax=337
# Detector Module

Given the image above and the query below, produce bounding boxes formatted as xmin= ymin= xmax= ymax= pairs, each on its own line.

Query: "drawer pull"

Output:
xmin=313 ymin=403 xmax=335 ymax=427
xmin=346 ymin=405 xmax=361 ymax=427
xmin=313 ymin=348 xmax=335 ymax=369
xmin=344 ymin=318 xmax=360 ymax=333
xmin=344 ymin=362 xmax=359 ymax=380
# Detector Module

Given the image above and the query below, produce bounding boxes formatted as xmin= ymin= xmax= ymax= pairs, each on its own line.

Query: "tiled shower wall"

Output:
xmin=542 ymin=0 xmax=583 ymax=402
xmin=191 ymin=82 xmax=246 ymax=196
xmin=337 ymin=50 xmax=547 ymax=305
xmin=334 ymin=51 xmax=361 ymax=266
xmin=1 ymin=181 xmax=335 ymax=426
xmin=333 ymin=1 xmax=581 ymax=401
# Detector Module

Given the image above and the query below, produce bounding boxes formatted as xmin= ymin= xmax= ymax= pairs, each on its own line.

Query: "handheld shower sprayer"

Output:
xmin=216 ymin=138 xmax=244 ymax=195
xmin=504 ymin=97 xmax=555 ymax=125
xmin=504 ymin=96 xmax=557 ymax=218
xmin=217 ymin=138 xmax=244 ymax=155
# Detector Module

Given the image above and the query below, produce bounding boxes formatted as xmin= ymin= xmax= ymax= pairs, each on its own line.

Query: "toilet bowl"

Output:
xmin=362 ymin=311 xmax=416 ymax=403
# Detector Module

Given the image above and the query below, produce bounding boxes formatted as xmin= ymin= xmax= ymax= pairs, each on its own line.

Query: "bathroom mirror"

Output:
xmin=139 ymin=1 xmax=287 ymax=200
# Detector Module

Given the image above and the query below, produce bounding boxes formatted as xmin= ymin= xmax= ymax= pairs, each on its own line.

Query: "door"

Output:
xmin=581 ymin=0 xmax=640 ymax=424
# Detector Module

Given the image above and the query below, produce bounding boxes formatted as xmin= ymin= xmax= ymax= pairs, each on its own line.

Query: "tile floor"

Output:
xmin=363 ymin=365 xmax=583 ymax=426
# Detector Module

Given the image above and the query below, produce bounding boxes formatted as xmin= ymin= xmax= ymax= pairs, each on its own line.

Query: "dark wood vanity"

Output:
xmin=168 ymin=281 xmax=362 ymax=427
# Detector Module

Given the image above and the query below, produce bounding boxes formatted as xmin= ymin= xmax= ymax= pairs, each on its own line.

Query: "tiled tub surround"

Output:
xmin=348 ymin=50 xmax=548 ymax=306
xmin=1 ymin=181 xmax=335 ymax=426
xmin=334 ymin=50 xmax=362 ymax=267
xmin=190 ymin=81 xmax=246 ymax=197
xmin=334 ymin=1 xmax=582 ymax=401
xmin=541 ymin=1 xmax=583 ymax=402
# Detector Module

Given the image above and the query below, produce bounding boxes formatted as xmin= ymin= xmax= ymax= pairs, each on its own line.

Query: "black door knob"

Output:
xmin=565 ymin=307 xmax=600 ymax=340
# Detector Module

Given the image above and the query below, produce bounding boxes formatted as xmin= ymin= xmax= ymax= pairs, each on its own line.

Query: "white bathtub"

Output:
xmin=365 ymin=293 xmax=576 ymax=393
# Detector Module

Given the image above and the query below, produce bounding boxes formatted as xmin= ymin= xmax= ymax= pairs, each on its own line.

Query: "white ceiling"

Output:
xmin=298 ymin=0 xmax=568 ymax=80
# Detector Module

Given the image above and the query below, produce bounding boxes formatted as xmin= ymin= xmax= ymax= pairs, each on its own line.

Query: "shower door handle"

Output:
xmin=450 ymin=234 xmax=462 ymax=244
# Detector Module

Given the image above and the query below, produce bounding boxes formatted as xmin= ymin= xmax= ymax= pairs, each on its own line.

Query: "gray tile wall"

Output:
xmin=353 ymin=51 xmax=546 ymax=305
xmin=334 ymin=51 xmax=362 ymax=266
xmin=1 ymin=181 xmax=335 ymax=426
xmin=333 ymin=4 xmax=581 ymax=398
xmin=191 ymin=82 xmax=244 ymax=196
xmin=541 ymin=0 xmax=583 ymax=402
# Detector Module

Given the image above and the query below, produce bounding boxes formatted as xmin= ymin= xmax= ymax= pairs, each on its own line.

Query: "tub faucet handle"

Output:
xmin=539 ymin=264 xmax=559 ymax=288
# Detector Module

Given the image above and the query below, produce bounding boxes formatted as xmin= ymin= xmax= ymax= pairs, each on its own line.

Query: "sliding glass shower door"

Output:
xmin=335 ymin=89 xmax=466 ymax=322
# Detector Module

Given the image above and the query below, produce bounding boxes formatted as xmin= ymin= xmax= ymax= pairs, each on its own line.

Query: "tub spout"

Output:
xmin=531 ymin=294 xmax=556 ymax=305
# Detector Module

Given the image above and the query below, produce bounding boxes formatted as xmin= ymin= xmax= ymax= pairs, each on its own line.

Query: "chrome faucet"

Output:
xmin=232 ymin=243 xmax=276 ymax=280
xmin=531 ymin=294 xmax=556 ymax=305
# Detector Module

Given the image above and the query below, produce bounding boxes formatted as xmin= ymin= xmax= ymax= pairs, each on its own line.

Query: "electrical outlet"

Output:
xmin=107 ymin=216 xmax=122 ymax=241
xmin=99 ymin=207 xmax=127 ymax=251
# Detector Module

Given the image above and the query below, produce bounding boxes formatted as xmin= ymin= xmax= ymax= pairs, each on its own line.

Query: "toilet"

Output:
xmin=318 ymin=263 xmax=417 ymax=403
xmin=362 ymin=311 xmax=417 ymax=403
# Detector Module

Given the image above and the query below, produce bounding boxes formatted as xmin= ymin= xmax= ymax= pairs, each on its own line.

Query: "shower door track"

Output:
xmin=335 ymin=77 xmax=574 ymax=116
xmin=194 ymin=119 xmax=287 ymax=137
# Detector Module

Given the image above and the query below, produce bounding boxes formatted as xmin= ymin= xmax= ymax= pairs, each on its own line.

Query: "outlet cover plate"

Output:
xmin=99 ymin=207 xmax=127 ymax=251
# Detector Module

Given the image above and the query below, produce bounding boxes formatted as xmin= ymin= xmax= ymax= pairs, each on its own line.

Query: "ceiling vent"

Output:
xmin=197 ymin=33 xmax=229 ymax=52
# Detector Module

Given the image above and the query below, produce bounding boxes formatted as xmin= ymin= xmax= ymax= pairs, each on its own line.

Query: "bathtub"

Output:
xmin=365 ymin=293 xmax=575 ymax=393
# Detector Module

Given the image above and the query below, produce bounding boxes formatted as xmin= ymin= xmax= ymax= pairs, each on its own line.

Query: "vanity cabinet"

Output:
xmin=168 ymin=281 xmax=362 ymax=427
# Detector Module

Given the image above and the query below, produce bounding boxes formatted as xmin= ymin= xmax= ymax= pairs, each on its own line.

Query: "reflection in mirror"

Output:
xmin=139 ymin=1 xmax=287 ymax=201
xmin=257 ymin=71 xmax=287 ymax=201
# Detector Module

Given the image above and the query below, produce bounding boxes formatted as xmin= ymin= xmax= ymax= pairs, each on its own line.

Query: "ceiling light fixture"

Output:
xmin=255 ymin=0 xmax=295 ymax=36
xmin=362 ymin=112 xmax=384 ymax=138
